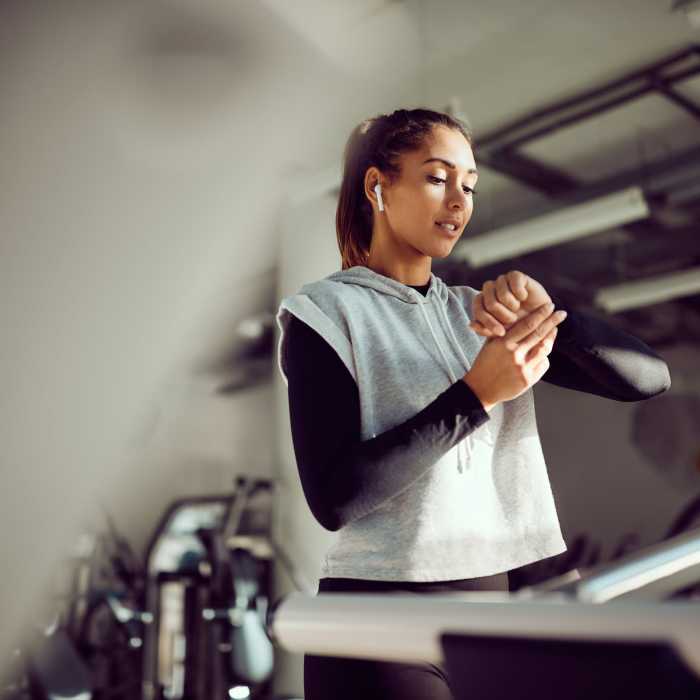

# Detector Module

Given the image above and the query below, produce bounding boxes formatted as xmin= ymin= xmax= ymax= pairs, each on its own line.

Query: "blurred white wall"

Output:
xmin=0 ymin=0 xmax=420 ymax=667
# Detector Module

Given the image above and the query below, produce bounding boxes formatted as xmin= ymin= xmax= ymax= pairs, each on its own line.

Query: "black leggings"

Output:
xmin=303 ymin=571 xmax=509 ymax=700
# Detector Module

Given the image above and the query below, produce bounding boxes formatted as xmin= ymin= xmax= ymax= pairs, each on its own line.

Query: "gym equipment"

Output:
xmin=140 ymin=476 xmax=275 ymax=700
xmin=267 ymin=528 xmax=700 ymax=699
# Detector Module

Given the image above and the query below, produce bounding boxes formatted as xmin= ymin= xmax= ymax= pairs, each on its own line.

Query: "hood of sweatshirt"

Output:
xmin=317 ymin=265 xmax=476 ymax=471
xmin=324 ymin=265 xmax=449 ymax=306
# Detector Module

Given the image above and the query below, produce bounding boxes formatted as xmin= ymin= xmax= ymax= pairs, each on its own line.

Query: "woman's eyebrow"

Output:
xmin=422 ymin=157 xmax=478 ymax=176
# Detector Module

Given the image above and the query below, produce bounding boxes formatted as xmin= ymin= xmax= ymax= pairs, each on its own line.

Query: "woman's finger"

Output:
xmin=496 ymin=274 xmax=521 ymax=312
xmin=474 ymin=292 xmax=506 ymax=336
xmin=531 ymin=356 xmax=551 ymax=383
xmin=483 ymin=280 xmax=519 ymax=326
xmin=525 ymin=327 xmax=557 ymax=363
xmin=506 ymin=270 xmax=529 ymax=302
xmin=517 ymin=309 xmax=567 ymax=354
xmin=469 ymin=320 xmax=495 ymax=337
xmin=503 ymin=303 xmax=554 ymax=345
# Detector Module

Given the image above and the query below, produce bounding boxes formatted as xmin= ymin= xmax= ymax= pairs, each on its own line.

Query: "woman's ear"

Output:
xmin=364 ymin=167 xmax=384 ymax=212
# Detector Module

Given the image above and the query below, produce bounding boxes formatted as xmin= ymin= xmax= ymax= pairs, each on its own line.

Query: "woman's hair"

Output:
xmin=336 ymin=107 xmax=473 ymax=270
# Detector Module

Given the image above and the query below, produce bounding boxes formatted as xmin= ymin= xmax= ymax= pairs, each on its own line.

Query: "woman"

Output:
xmin=275 ymin=108 xmax=671 ymax=700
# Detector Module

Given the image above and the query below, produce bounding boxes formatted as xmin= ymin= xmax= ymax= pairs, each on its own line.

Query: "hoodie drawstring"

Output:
xmin=416 ymin=299 xmax=472 ymax=473
xmin=322 ymin=268 xmax=477 ymax=472
xmin=436 ymin=301 xmax=473 ymax=370
xmin=434 ymin=299 xmax=476 ymax=466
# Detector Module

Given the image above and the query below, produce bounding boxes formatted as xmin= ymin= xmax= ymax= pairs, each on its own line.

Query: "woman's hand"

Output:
xmin=463 ymin=302 xmax=568 ymax=411
xmin=469 ymin=271 xmax=552 ymax=338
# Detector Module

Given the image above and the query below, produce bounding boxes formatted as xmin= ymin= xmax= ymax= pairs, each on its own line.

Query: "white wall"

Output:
xmin=0 ymin=0 xmax=426 ymax=689
xmin=108 ymin=380 xmax=276 ymax=554
xmin=0 ymin=0 xmax=418 ymax=666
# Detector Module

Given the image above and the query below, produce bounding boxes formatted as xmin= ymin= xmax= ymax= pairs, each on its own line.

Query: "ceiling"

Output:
xmin=259 ymin=0 xmax=700 ymax=354
xmin=192 ymin=0 xmax=700 ymax=383
xmin=433 ymin=41 xmax=700 ymax=349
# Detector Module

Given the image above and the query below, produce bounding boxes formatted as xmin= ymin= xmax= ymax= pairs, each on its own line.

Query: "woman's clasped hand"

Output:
xmin=469 ymin=270 xmax=558 ymax=337
xmin=463 ymin=270 xmax=568 ymax=411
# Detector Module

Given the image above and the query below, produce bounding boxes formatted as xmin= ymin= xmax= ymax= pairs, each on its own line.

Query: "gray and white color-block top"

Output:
xmin=276 ymin=265 xmax=568 ymax=580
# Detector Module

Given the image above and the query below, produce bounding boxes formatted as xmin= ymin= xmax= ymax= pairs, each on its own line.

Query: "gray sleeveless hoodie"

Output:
xmin=276 ymin=265 xmax=566 ymax=581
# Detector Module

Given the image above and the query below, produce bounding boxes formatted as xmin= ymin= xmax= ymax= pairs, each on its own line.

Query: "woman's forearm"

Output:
xmin=308 ymin=380 xmax=488 ymax=531
xmin=285 ymin=316 xmax=489 ymax=532
xmin=543 ymin=294 xmax=671 ymax=401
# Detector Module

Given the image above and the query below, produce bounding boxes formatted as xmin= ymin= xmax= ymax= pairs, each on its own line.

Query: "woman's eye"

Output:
xmin=427 ymin=175 xmax=476 ymax=195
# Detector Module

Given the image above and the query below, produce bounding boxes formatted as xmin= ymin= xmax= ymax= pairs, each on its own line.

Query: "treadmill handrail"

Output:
xmin=268 ymin=591 xmax=700 ymax=676
xmin=533 ymin=527 xmax=700 ymax=602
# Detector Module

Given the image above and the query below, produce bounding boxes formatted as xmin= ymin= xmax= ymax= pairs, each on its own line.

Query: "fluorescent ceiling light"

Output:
xmin=453 ymin=186 xmax=649 ymax=268
xmin=595 ymin=267 xmax=700 ymax=313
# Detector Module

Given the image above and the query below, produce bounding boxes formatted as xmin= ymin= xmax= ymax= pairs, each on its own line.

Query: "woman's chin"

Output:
xmin=427 ymin=240 xmax=459 ymax=259
xmin=411 ymin=235 xmax=460 ymax=260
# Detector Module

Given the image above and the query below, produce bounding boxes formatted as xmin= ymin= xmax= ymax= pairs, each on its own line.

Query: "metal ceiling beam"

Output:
xmin=475 ymin=142 xmax=700 ymax=234
xmin=441 ymin=47 xmax=700 ymax=333
xmin=476 ymin=45 xmax=700 ymax=153
xmin=472 ymin=47 xmax=700 ymax=242
xmin=487 ymin=83 xmax=657 ymax=154
xmin=650 ymin=78 xmax=700 ymax=121
xmin=477 ymin=149 xmax=579 ymax=197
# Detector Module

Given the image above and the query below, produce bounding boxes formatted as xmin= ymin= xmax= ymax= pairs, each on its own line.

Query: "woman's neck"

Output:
xmin=366 ymin=251 xmax=431 ymax=286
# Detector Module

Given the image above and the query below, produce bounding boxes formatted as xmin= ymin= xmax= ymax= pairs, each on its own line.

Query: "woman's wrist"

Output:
xmin=462 ymin=371 xmax=496 ymax=413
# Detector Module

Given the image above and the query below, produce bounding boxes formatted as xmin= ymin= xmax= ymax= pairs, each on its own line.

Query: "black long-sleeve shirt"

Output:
xmin=284 ymin=283 xmax=671 ymax=537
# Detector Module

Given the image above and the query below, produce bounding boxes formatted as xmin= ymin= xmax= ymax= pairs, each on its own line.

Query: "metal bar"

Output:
xmin=665 ymin=62 xmax=700 ymax=85
xmin=494 ymin=84 xmax=653 ymax=153
xmin=268 ymin=591 xmax=700 ymax=675
xmin=470 ymin=142 xmax=700 ymax=236
xmin=651 ymin=79 xmax=700 ymax=121
xmin=477 ymin=46 xmax=700 ymax=150
xmin=530 ymin=528 xmax=700 ymax=602
xmin=666 ymin=178 xmax=700 ymax=205
xmin=478 ymin=150 xmax=579 ymax=196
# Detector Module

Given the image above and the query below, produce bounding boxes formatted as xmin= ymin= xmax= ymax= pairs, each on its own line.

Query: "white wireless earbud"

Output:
xmin=373 ymin=183 xmax=384 ymax=212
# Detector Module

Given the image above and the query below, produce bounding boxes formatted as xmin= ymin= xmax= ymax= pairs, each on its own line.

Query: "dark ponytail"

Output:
xmin=335 ymin=108 xmax=473 ymax=270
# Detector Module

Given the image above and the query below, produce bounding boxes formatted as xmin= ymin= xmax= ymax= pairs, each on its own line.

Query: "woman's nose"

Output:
xmin=448 ymin=191 xmax=467 ymax=209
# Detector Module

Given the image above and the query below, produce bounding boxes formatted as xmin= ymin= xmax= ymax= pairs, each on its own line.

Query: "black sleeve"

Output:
xmin=284 ymin=314 xmax=490 ymax=532
xmin=542 ymin=294 xmax=671 ymax=401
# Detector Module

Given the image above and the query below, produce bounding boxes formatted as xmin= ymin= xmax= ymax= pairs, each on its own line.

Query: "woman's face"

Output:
xmin=374 ymin=125 xmax=478 ymax=260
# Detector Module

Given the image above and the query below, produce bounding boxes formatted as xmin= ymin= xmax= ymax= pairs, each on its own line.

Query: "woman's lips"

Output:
xmin=435 ymin=222 xmax=460 ymax=237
